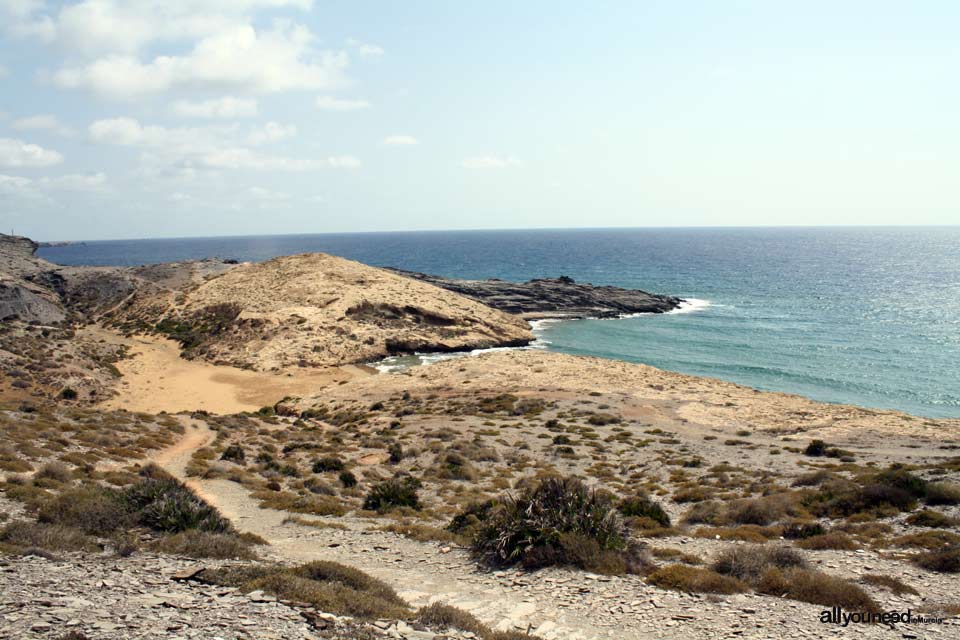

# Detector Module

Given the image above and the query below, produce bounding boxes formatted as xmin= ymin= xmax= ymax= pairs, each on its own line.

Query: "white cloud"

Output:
xmin=39 ymin=172 xmax=108 ymax=191
xmin=5 ymin=1 xmax=314 ymax=53
xmin=247 ymin=121 xmax=296 ymax=145
xmin=55 ymin=23 xmax=348 ymax=99
xmin=89 ymin=116 xmax=350 ymax=172
xmin=347 ymin=38 xmax=384 ymax=57
xmin=316 ymin=96 xmax=370 ymax=111
xmin=0 ymin=137 xmax=64 ymax=167
xmin=247 ymin=186 xmax=289 ymax=201
xmin=172 ymin=96 xmax=258 ymax=119
xmin=12 ymin=114 xmax=74 ymax=136
xmin=0 ymin=173 xmax=34 ymax=194
xmin=384 ymin=135 xmax=418 ymax=146
xmin=0 ymin=171 xmax=107 ymax=198
xmin=0 ymin=63 xmax=8 ymax=78
xmin=327 ymin=156 xmax=361 ymax=169
xmin=89 ymin=117 xmax=151 ymax=145
xmin=461 ymin=155 xmax=521 ymax=169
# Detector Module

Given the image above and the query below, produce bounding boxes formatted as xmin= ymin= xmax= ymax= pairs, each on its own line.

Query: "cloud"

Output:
xmin=89 ymin=117 xmax=353 ymax=172
xmin=327 ymin=155 xmax=361 ymax=169
xmin=12 ymin=114 xmax=74 ymax=136
xmin=347 ymin=38 xmax=384 ymax=57
xmin=172 ymin=96 xmax=258 ymax=119
xmin=54 ymin=23 xmax=348 ymax=99
xmin=39 ymin=172 xmax=108 ymax=191
xmin=384 ymin=135 xmax=418 ymax=146
xmin=0 ymin=63 xmax=8 ymax=78
xmin=247 ymin=121 xmax=296 ymax=145
xmin=247 ymin=186 xmax=289 ymax=201
xmin=5 ymin=1 xmax=314 ymax=53
xmin=0 ymin=137 xmax=64 ymax=167
xmin=461 ymin=155 xmax=521 ymax=169
xmin=0 ymin=171 xmax=107 ymax=198
xmin=316 ymin=96 xmax=370 ymax=111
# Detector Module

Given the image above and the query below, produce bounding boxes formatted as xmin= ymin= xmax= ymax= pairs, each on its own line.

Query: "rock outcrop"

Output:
xmin=388 ymin=269 xmax=682 ymax=318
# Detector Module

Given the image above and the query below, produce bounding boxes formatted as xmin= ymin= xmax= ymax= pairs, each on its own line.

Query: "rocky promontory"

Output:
xmin=388 ymin=269 xmax=682 ymax=318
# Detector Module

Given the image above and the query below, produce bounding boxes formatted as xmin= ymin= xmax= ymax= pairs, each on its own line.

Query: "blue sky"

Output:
xmin=1 ymin=1 xmax=958 ymax=240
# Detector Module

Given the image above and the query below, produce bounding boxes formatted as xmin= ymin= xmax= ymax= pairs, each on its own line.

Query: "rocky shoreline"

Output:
xmin=388 ymin=268 xmax=682 ymax=319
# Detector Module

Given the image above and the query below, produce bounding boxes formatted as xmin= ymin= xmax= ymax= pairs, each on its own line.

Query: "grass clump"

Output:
xmin=925 ymin=482 xmax=960 ymax=506
xmin=151 ymin=530 xmax=258 ymax=559
xmin=415 ymin=602 xmax=535 ymax=640
xmin=468 ymin=476 xmax=649 ymax=574
xmin=911 ymin=546 xmax=960 ymax=573
xmin=363 ymin=476 xmax=421 ymax=512
xmin=37 ymin=485 xmax=131 ymax=535
xmin=860 ymin=574 xmax=919 ymax=596
xmin=647 ymin=565 xmax=748 ymax=594
xmin=756 ymin=568 xmax=880 ymax=613
xmin=712 ymin=545 xmax=807 ymax=581
xmin=906 ymin=509 xmax=959 ymax=528
xmin=200 ymin=560 xmax=409 ymax=619
xmin=795 ymin=532 xmax=859 ymax=550
xmin=0 ymin=521 xmax=97 ymax=554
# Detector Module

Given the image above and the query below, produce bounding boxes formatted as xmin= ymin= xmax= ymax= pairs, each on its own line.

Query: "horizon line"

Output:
xmin=27 ymin=222 xmax=960 ymax=245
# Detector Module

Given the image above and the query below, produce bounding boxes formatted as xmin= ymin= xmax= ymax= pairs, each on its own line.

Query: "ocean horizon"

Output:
xmin=39 ymin=226 xmax=960 ymax=419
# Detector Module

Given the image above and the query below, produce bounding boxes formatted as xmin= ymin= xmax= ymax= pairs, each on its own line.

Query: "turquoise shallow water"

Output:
xmin=39 ymin=226 xmax=960 ymax=418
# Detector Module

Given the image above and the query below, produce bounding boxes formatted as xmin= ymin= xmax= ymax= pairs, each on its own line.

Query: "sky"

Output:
xmin=0 ymin=1 xmax=958 ymax=241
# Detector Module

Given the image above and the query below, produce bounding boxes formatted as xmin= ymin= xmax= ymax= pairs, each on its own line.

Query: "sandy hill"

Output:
xmin=128 ymin=252 xmax=533 ymax=370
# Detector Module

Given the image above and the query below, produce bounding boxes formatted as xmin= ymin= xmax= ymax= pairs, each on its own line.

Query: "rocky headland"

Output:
xmin=388 ymin=268 xmax=682 ymax=318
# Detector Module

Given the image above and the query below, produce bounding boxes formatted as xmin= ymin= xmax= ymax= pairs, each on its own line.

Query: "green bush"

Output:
xmin=338 ymin=470 xmax=357 ymax=488
xmin=220 ymin=445 xmax=246 ymax=463
xmin=469 ymin=476 xmax=646 ymax=574
xmin=312 ymin=457 xmax=345 ymax=473
xmin=125 ymin=464 xmax=232 ymax=533
xmin=363 ymin=476 xmax=421 ymax=512
xmin=618 ymin=494 xmax=670 ymax=527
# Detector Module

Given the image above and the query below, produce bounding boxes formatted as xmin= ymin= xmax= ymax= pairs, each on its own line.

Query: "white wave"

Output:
xmin=667 ymin=298 xmax=711 ymax=314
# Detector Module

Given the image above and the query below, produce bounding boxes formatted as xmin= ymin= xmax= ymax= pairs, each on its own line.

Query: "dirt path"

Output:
xmin=146 ymin=422 xmax=615 ymax=639
xmin=145 ymin=423 xmax=930 ymax=640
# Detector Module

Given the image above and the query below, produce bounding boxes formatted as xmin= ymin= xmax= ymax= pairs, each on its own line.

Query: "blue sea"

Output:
xmin=38 ymin=227 xmax=960 ymax=419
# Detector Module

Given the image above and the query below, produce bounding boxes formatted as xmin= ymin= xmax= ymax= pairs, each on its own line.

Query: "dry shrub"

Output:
xmin=925 ymin=482 xmax=960 ymax=506
xmin=201 ymin=560 xmax=409 ymax=619
xmin=379 ymin=522 xmax=458 ymax=544
xmin=712 ymin=545 xmax=807 ymax=581
xmin=907 ymin=509 xmax=959 ymax=528
xmin=151 ymin=530 xmax=258 ymax=560
xmin=682 ymin=501 xmax=726 ymax=525
xmin=647 ymin=565 xmax=749 ymax=594
xmin=860 ymin=574 xmax=919 ymax=596
xmin=756 ymin=568 xmax=880 ymax=613
xmin=0 ymin=521 xmax=96 ymax=553
xmin=912 ymin=546 xmax=960 ymax=573
xmin=795 ymin=532 xmax=859 ymax=551
xmin=37 ymin=485 xmax=130 ymax=535
xmin=34 ymin=462 xmax=73 ymax=483
xmin=893 ymin=530 xmax=960 ymax=551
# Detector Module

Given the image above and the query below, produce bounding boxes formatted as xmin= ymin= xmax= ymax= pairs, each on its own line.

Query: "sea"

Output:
xmin=38 ymin=226 xmax=960 ymax=419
